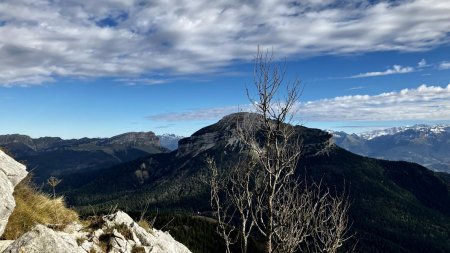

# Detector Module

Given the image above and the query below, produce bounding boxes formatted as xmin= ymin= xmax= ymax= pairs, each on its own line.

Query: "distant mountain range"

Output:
xmin=59 ymin=113 xmax=450 ymax=253
xmin=0 ymin=132 xmax=167 ymax=184
xmin=2 ymin=116 xmax=450 ymax=252
xmin=332 ymin=124 xmax=450 ymax=173
xmin=158 ymin=133 xmax=184 ymax=151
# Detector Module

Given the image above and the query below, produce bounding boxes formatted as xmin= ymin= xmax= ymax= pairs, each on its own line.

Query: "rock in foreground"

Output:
xmin=2 ymin=211 xmax=192 ymax=253
xmin=3 ymin=224 xmax=83 ymax=253
xmin=0 ymin=149 xmax=28 ymax=237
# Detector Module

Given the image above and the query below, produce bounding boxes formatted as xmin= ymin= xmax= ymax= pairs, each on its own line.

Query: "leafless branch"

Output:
xmin=209 ymin=47 xmax=351 ymax=253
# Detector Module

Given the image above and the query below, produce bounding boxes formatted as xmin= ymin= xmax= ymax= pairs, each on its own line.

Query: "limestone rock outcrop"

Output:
xmin=2 ymin=224 xmax=84 ymax=253
xmin=0 ymin=241 xmax=13 ymax=252
xmin=1 ymin=211 xmax=192 ymax=253
xmin=0 ymin=149 xmax=27 ymax=237
xmin=76 ymin=211 xmax=192 ymax=253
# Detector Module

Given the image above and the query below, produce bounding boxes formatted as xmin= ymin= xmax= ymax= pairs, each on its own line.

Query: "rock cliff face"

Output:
xmin=104 ymin=132 xmax=161 ymax=147
xmin=176 ymin=113 xmax=257 ymax=158
xmin=0 ymin=149 xmax=27 ymax=237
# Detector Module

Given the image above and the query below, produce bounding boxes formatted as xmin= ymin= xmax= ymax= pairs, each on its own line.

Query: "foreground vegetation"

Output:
xmin=1 ymin=176 xmax=79 ymax=240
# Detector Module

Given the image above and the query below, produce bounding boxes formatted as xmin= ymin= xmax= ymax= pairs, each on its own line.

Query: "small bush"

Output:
xmin=2 ymin=176 xmax=79 ymax=240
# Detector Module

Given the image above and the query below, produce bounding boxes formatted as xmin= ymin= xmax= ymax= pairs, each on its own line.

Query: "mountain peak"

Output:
xmin=158 ymin=134 xmax=184 ymax=151
xmin=107 ymin=131 xmax=159 ymax=146
xmin=332 ymin=124 xmax=450 ymax=173
xmin=178 ymin=112 xmax=332 ymax=158
xmin=359 ymin=124 xmax=450 ymax=140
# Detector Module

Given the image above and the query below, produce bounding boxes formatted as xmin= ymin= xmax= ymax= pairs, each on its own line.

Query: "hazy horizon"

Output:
xmin=2 ymin=118 xmax=450 ymax=140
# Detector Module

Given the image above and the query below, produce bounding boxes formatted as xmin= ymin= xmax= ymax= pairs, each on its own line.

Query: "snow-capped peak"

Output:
xmin=358 ymin=124 xmax=450 ymax=140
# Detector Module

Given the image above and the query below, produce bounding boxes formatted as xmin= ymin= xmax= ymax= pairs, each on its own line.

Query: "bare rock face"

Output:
xmin=176 ymin=113 xmax=251 ymax=158
xmin=0 ymin=241 xmax=13 ymax=252
xmin=0 ymin=150 xmax=27 ymax=188
xmin=2 ymin=224 xmax=84 ymax=253
xmin=0 ymin=149 xmax=27 ymax=237
xmin=1 ymin=211 xmax=192 ymax=253
xmin=91 ymin=211 xmax=192 ymax=253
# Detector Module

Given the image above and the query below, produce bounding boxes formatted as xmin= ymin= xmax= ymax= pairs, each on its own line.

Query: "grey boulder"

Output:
xmin=0 ymin=150 xmax=27 ymax=237
xmin=2 ymin=224 xmax=84 ymax=253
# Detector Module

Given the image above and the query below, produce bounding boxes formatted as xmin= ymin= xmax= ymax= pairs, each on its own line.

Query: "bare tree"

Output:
xmin=47 ymin=176 xmax=62 ymax=198
xmin=209 ymin=47 xmax=351 ymax=253
xmin=208 ymin=156 xmax=256 ymax=253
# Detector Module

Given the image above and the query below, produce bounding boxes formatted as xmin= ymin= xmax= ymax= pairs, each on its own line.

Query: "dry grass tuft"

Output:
xmin=86 ymin=215 xmax=106 ymax=230
xmin=2 ymin=176 xmax=79 ymax=240
xmin=137 ymin=219 xmax=151 ymax=232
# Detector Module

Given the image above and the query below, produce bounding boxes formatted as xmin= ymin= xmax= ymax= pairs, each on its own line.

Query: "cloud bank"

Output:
xmin=1 ymin=0 xmax=450 ymax=86
xmin=301 ymin=84 xmax=450 ymax=121
xmin=148 ymin=84 xmax=450 ymax=122
xmin=350 ymin=65 xmax=415 ymax=78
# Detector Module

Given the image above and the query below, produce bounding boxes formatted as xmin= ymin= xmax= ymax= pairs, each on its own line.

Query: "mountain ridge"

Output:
xmin=0 ymin=131 xmax=166 ymax=184
xmin=358 ymin=124 xmax=450 ymax=139
xmin=331 ymin=124 xmax=450 ymax=173
xmin=60 ymin=112 xmax=450 ymax=253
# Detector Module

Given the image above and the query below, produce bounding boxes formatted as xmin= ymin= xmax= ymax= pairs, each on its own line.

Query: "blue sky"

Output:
xmin=1 ymin=0 xmax=450 ymax=138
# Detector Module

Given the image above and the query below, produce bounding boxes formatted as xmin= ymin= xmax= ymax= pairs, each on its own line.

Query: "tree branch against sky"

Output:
xmin=209 ymin=48 xmax=351 ymax=253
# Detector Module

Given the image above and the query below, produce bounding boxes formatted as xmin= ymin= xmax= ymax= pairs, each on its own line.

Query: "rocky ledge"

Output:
xmin=2 ymin=211 xmax=192 ymax=253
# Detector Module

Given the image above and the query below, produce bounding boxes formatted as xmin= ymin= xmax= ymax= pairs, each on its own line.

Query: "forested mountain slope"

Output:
xmin=62 ymin=113 xmax=450 ymax=253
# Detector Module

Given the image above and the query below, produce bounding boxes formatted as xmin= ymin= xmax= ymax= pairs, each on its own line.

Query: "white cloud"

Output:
xmin=147 ymin=105 xmax=252 ymax=122
xmin=418 ymin=59 xmax=427 ymax=68
xmin=299 ymin=84 xmax=450 ymax=121
xmin=148 ymin=84 xmax=450 ymax=122
xmin=115 ymin=78 xmax=169 ymax=85
xmin=347 ymin=86 xmax=365 ymax=91
xmin=439 ymin=61 xmax=450 ymax=70
xmin=350 ymin=65 xmax=414 ymax=78
xmin=1 ymin=0 xmax=450 ymax=86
